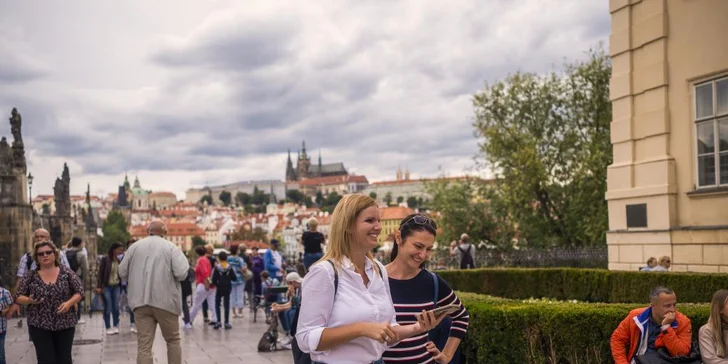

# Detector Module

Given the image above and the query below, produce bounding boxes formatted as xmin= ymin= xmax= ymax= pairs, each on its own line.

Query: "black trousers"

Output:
xmin=29 ymin=325 xmax=75 ymax=364
xmin=215 ymin=292 xmax=230 ymax=325
xmin=202 ymin=299 xmax=208 ymax=319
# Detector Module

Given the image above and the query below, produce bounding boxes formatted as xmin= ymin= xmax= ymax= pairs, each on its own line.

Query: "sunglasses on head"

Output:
xmin=37 ymin=250 xmax=54 ymax=257
xmin=401 ymin=215 xmax=436 ymax=230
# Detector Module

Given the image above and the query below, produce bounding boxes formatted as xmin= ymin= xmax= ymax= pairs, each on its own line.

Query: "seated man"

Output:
xmin=271 ymin=272 xmax=303 ymax=349
xmin=610 ymin=286 xmax=692 ymax=364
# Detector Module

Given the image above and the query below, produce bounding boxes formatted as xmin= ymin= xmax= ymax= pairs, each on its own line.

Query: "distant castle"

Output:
xmin=285 ymin=141 xmax=348 ymax=182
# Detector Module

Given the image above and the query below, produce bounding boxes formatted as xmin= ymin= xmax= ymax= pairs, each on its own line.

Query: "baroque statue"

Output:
xmin=9 ymin=108 xmax=22 ymax=146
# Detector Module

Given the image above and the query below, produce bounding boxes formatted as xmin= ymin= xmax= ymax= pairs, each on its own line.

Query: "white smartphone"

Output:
xmin=431 ymin=304 xmax=459 ymax=316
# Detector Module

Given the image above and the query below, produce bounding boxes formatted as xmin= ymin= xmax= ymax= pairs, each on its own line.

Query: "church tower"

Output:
xmin=285 ymin=149 xmax=297 ymax=182
xmin=297 ymin=140 xmax=311 ymax=179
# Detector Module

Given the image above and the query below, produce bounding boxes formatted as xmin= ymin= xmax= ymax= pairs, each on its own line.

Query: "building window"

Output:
xmin=696 ymin=77 xmax=728 ymax=188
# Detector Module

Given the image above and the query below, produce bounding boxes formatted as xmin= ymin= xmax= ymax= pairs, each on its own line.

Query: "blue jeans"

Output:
xmin=278 ymin=307 xmax=296 ymax=334
xmin=0 ymin=330 xmax=6 ymax=364
xmin=303 ymin=253 xmax=322 ymax=269
xmin=103 ymin=285 xmax=121 ymax=329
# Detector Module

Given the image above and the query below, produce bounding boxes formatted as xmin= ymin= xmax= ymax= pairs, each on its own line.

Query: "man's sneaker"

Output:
xmin=203 ymin=318 xmax=210 ymax=323
xmin=224 ymin=323 xmax=232 ymax=330
xmin=213 ymin=323 xmax=222 ymax=330
xmin=281 ymin=342 xmax=292 ymax=350
xmin=106 ymin=329 xmax=115 ymax=335
xmin=112 ymin=327 xmax=119 ymax=334
xmin=77 ymin=319 xmax=86 ymax=325
xmin=184 ymin=323 xmax=192 ymax=330
xmin=130 ymin=324 xmax=137 ymax=334
xmin=208 ymin=321 xmax=217 ymax=326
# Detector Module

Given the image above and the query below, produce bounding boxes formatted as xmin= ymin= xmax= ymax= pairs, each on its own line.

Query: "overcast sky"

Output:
xmin=0 ymin=0 xmax=609 ymax=199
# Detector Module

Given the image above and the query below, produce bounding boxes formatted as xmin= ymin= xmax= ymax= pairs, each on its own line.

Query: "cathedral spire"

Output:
xmin=301 ymin=140 xmax=307 ymax=158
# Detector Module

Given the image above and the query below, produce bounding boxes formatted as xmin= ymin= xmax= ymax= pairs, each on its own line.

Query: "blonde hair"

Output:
xmin=204 ymin=243 xmax=214 ymax=254
xmin=308 ymin=217 xmax=319 ymax=229
xmin=319 ymin=194 xmax=380 ymax=275
xmin=709 ymin=290 xmax=728 ymax=357
xmin=33 ymin=241 xmax=61 ymax=268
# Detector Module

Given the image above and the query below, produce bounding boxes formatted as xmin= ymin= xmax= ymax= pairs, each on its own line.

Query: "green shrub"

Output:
xmin=439 ymin=268 xmax=728 ymax=303
xmin=456 ymin=292 xmax=709 ymax=364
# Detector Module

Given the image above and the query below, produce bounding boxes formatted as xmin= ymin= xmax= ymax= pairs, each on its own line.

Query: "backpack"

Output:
xmin=213 ymin=266 xmax=235 ymax=294
xmin=458 ymin=244 xmax=476 ymax=269
xmin=290 ymin=260 xmax=339 ymax=364
xmin=66 ymin=249 xmax=80 ymax=273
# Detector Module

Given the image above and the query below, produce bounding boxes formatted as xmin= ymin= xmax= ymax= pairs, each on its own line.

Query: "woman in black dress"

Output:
xmin=301 ymin=217 xmax=326 ymax=269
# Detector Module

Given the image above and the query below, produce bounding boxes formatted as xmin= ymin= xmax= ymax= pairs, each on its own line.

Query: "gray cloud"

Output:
xmin=0 ymin=0 xmax=610 ymax=196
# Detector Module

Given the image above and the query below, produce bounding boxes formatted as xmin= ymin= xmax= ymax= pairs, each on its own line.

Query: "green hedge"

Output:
xmin=438 ymin=268 xmax=728 ymax=303
xmin=457 ymin=292 xmax=709 ymax=364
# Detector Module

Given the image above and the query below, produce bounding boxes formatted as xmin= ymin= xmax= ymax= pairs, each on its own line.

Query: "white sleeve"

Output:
xmin=377 ymin=260 xmax=399 ymax=327
xmin=295 ymin=263 xmax=336 ymax=355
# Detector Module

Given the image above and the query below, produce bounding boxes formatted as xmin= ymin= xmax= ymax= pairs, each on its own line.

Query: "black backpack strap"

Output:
xmin=326 ymin=259 xmax=338 ymax=295
xmin=430 ymin=270 xmax=439 ymax=307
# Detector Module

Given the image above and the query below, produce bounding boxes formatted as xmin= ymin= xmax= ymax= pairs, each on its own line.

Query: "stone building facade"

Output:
xmin=0 ymin=109 xmax=33 ymax=288
xmin=606 ymin=0 xmax=728 ymax=272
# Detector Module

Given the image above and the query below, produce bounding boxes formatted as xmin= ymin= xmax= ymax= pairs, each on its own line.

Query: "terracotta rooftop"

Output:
xmin=298 ymin=175 xmax=368 ymax=186
xmin=379 ymin=206 xmax=414 ymax=221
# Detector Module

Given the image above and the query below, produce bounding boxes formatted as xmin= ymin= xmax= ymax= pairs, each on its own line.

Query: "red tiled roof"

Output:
xmin=298 ymin=175 xmax=368 ymax=186
xmin=370 ymin=176 xmax=488 ymax=186
xmin=379 ymin=206 xmax=414 ymax=221
xmin=224 ymin=240 xmax=270 ymax=250
xmin=149 ymin=191 xmax=177 ymax=198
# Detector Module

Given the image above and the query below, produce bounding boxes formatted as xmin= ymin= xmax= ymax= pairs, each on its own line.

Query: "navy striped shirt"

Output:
xmin=383 ymin=270 xmax=469 ymax=364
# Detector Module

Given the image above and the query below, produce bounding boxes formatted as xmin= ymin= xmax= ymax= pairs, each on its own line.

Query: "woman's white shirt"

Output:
xmin=296 ymin=257 xmax=398 ymax=364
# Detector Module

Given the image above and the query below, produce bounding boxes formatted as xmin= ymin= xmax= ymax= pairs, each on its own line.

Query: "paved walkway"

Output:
xmin=5 ymin=310 xmax=292 ymax=363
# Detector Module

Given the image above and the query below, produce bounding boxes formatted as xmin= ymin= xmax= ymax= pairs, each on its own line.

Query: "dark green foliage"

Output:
xmin=219 ymin=190 xmax=232 ymax=206
xmin=457 ymin=292 xmax=709 ymax=364
xmin=439 ymin=268 xmax=728 ymax=303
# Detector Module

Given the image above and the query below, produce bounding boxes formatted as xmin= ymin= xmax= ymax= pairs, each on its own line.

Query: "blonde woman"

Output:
xmin=16 ymin=241 xmax=84 ymax=364
xmin=295 ymin=194 xmax=442 ymax=364
xmin=700 ymin=290 xmax=728 ymax=363
xmin=301 ymin=217 xmax=326 ymax=269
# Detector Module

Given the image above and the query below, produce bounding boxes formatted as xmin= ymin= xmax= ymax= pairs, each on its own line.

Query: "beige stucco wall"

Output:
xmin=606 ymin=0 xmax=728 ymax=272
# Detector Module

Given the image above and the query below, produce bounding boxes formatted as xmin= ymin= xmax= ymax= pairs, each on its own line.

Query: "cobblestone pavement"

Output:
xmin=5 ymin=310 xmax=293 ymax=363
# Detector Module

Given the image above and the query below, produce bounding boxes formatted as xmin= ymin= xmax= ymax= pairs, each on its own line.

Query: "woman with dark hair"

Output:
xmin=17 ymin=241 xmax=83 ymax=364
xmin=384 ymin=214 xmax=469 ymax=364
xmin=97 ymin=242 xmax=124 ymax=335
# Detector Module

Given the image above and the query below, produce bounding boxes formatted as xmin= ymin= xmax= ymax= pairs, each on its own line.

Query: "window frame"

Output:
xmin=695 ymin=76 xmax=728 ymax=189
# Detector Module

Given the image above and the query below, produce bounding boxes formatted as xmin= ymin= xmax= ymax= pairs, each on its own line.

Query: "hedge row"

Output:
xmin=456 ymin=292 xmax=709 ymax=364
xmin=438 ymin=268 xmax=728 ymax=303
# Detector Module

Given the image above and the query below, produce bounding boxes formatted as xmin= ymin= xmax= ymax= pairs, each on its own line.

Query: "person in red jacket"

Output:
xmin=610 ymin=286 xmax=693 ymax=364
xmin=188 ymin=246 xmax=217 ymax=327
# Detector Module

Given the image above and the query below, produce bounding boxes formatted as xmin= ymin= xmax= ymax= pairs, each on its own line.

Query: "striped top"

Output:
xmin=383 ymin=270 xmax=469 ymax=364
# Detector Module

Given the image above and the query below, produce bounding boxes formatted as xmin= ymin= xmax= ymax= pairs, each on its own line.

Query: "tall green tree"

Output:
xmin=191 ymin=235 xmax=207 ymax=248
xmin=236 ymin=192 xmax=251 ymax=206
xmin=406 ymin=196 xmax=419 ymax=209
xmin=396 ymin=196 xmax=404 ymax=204
xmin=286 ymin=189 xmax=305 ymax=204
xmin=383 ymin=192 xmax=393 ymax=206
xmin=425 ymin=177 xmax=513 ymax=248
xmin=99 ymin=209 xmax=130 ymax=254
xmin=199 ymin=195 xmax=213 ymax=205
xmin=219 ymin=190 xmax=232 ymax=206
xmin=369 ymin=192 xmax=377 ymax=200
xmin=473 ymin=47 xmax=612 ymax=248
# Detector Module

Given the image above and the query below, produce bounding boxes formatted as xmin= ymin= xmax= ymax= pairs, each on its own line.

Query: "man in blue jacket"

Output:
xmin=264 ymin=239 xmax=283 ymax=280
